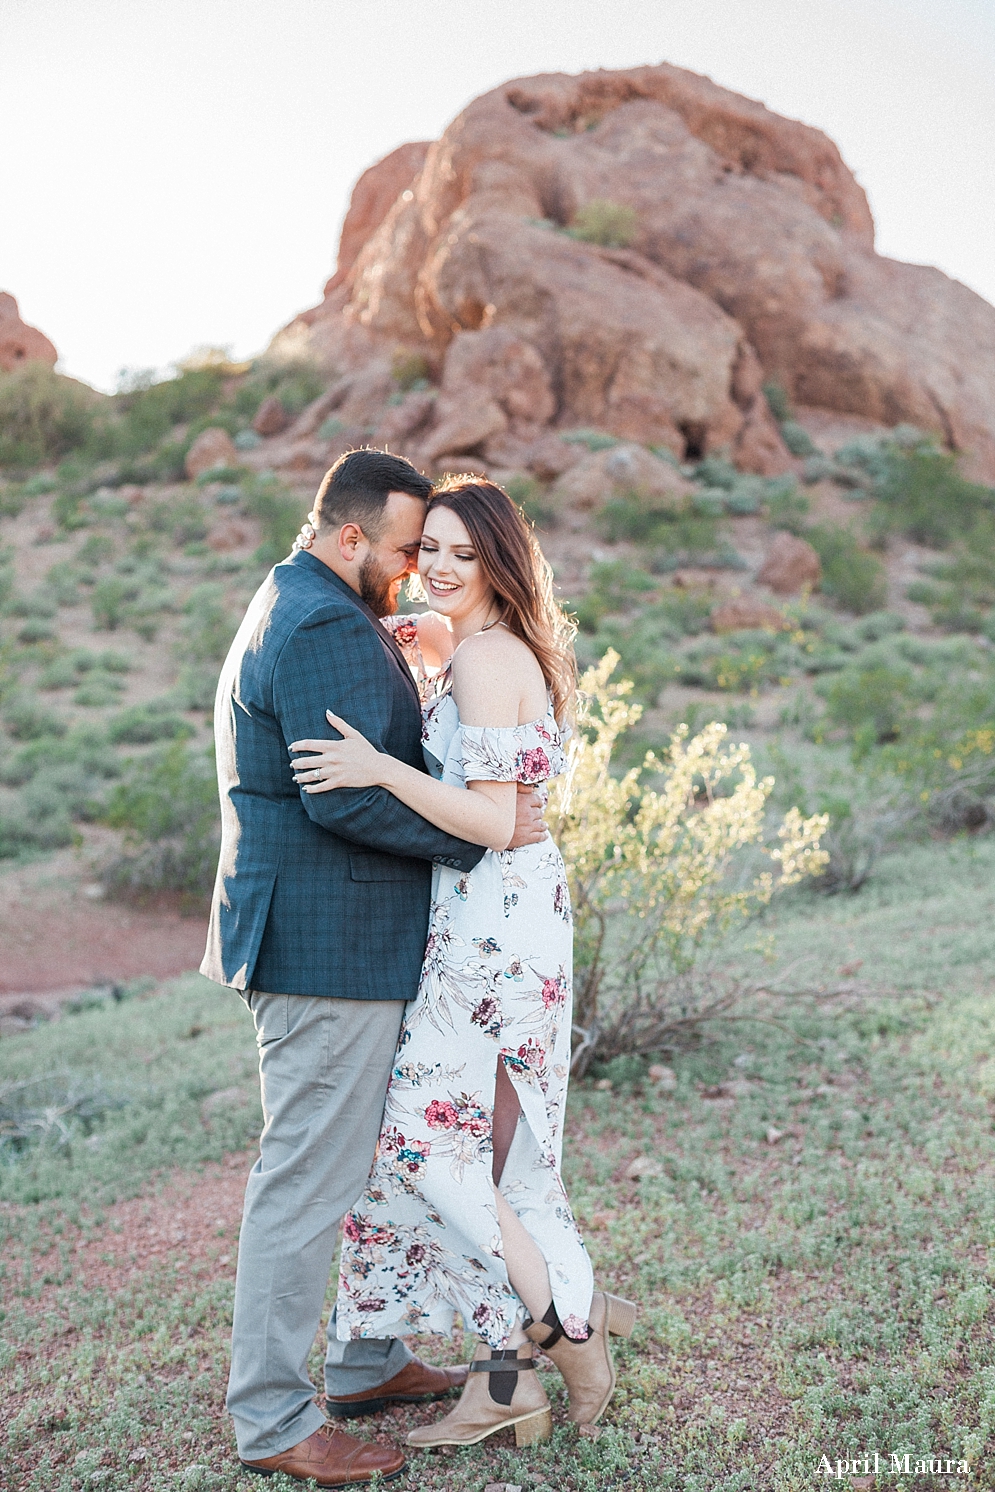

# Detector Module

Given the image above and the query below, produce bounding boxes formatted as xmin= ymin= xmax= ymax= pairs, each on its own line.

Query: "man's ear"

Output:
xmin=337 ymin=522 xmax=364 ymax=563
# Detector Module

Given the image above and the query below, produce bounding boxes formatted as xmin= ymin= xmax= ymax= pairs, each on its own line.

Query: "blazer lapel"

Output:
xmin=290 ymin=552 xmax=421 ymax=706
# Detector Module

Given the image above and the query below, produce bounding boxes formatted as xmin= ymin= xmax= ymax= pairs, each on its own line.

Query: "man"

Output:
xmin=201 ymin=449 xmax=546 ymax=1486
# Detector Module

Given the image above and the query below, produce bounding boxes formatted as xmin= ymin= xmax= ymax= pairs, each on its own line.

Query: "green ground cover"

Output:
xmin=2 ymin=839 xmax=994 ymax=1490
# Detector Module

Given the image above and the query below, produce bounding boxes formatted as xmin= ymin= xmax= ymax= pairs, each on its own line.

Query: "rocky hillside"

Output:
xmin=2 ymin=61 xmax=995 ymax=987
xmin=264 ymin=61 xmax=995 ymax=487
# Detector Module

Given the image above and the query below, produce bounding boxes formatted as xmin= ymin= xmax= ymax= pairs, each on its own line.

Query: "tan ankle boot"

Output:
xmin=406 ymin=1340 xmax=552 ymax=1448
xmin=525 ymin=1291 xmax=636 ymax=1424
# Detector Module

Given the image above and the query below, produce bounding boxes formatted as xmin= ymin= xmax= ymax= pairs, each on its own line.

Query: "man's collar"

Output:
xmin=288 ymin=546 xmax=356 ymax=596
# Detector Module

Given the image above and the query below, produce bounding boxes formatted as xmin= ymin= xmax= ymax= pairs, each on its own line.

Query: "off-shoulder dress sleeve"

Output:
xmin=458 ymin=718 xmax=567 ymax=784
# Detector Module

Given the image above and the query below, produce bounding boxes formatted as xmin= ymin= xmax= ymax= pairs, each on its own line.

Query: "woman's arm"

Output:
xmin=291 ymin=713 xmax=516 ymax=851
xmin=290 ymin=632 xmax=536 ymax=853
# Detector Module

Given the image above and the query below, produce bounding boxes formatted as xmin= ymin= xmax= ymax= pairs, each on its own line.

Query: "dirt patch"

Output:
xmin=8 ymin=1150 xmax=254 ymax=1318
xmin=0 ymin=837 xmax=208 ymax=1000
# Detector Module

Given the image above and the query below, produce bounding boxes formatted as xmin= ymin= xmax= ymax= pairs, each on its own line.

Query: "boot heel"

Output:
xmin=515 ymin=1408 xmax=553 ymax=1445
xmin=605 ymin=1294 xmax=637 ymax=1338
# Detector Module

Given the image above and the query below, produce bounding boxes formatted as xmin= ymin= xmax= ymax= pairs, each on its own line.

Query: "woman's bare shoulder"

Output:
xmin=451 ymin=629 xmax=546 ymax=724
xmin=451 ymin=626 xmax=538 ymax=675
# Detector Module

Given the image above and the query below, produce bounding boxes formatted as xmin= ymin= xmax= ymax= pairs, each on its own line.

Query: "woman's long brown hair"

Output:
xmin=428 ymin=476 xmax=577 ymax=725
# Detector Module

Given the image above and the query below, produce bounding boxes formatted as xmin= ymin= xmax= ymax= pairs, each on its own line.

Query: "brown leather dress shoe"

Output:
xmin=240 ymin=1423 xmax=405 ymax=1485
xmin=325 ymin=1356 xmax=469 ymax=1418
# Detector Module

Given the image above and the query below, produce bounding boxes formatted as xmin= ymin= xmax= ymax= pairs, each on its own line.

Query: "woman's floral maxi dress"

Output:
xmin=335 ymin=623 xmax=594 ymax=1348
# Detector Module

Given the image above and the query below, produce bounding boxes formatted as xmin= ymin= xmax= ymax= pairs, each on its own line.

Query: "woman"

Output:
xmin=290 ymin=477 xmax=635 ymax=1447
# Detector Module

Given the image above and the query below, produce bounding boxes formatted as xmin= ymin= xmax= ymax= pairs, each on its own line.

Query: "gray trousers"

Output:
xmin=227 ymin=991 xmax=415 ymax=1460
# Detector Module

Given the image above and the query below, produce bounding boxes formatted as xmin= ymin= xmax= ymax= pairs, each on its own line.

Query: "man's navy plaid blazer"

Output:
xmin=200 ymin=548 xmax=485 ymax=999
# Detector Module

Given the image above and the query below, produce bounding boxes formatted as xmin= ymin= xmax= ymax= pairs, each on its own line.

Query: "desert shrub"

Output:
xmin=140 ymin=492 xmax=209 ymax=548
xmin=90 ymin=571 xmax=171 ymax=640
xmin=91 ymin=576 xmax=140 ymax=630
xmin=570 ymin=199 xmax=638 ymax=248
xmin=194 ymin=464 xmax=244 ymax=488
xmin=907 ymin=549 xmax=995 ymax=632
xmin=546 ymin=651 xmax=827 ymax=1068
xmin=45 ymin=561 xmax=89 ymax=607
xmin=766 ymin=484 xmax=811 ymax=533
xmin=21 ymin=759 xmax=108 ymax=822
xmin=867 ymin=659 xmax=995 ymax=823
xmin=504 ymin=474 xmax=559 ymax=530
xmin=0 ymin=1073 xmax=129 ymax=1158
xmin=690 ymin=489 xmax=726 ymax=517
xmin=579 ymin=615 xmax=677 ymax=705
xmin=831 ymin=426 xmax=925 ymax=493
xmin=693 ymin=456 xmax=737 ymax=491
xmin=779 ymin=420 xmax=817 ymax=457
xmin=2 ymin=697 xmax=67 ymax=741
xmin=173 ymin=665 xmax=220 ymax=712
xmin=110 ymin=366 xmax=224 ymax=457
xmin=0 ymin=483 xmax=26 ymax=518
xmin=51 ymin=486 xmax=92 ymax=531
xmin=101 ymin=741 xmax=220 ymax=901
xmin=179 ymin=584 xmax=239 ymax=665
xmin=674 ymin=632 xmax=795 ymax=693
xmin=25 ymin=473 xmax=57 ymax=495
xmin=169 ymin=498 xmax=210 ymax=546
xmin=818 ymin=663 xmax=918 ymax=747
xmin=36 ymin=656 xmax=77 ymax=690
xmin=850 ymin=610 xmax=906 ymax=643
xmin=107 ymin=702 xmax=193 ymax=745
xmin=242 ymin=473 xmax=306 ymax=566
xmin=0 ymin=797 xmax=75 ymax=857
xmin=0 ymin=722 xmax=116 ymax=787
xmin=225 ymin=358 xmax=324 ymax=425
xmin=0 ymin=366 xmax=97 ymax=466
xmin=74 ymin=673 xmax=126 ymax=707
xmin=651 ymin=587 xmax=716 ymax=637
xmin=599 ymin=492 xmax=720 ymax=558
xmin=16 ymin=619 xmax=56 ymax=644
xmin=561 ymin=429 xmax=619 ymax=452
xmin=805 ymin=524 xmax=888 ymax=615
xmin=147 ymin=440 xmax=190 ymax=482
xmin=391 ymin=349 xmax=431 ymax=393
xmin=571 ymin=560 xmax=657 ymax=633
xmin=77 ymin=534 xmax=115 ymax=567
xmin=762 ymin=382 xmax=792 ymax=423
xmin=173 ymin=585 xmax=237 ymax=705
xmin=871 ymin=446 xmax=995 ymax=548
xmin=724 ymin=478 xmax=767 ymax=516
xmin=5 ymin=589 xmax=58 ymax=620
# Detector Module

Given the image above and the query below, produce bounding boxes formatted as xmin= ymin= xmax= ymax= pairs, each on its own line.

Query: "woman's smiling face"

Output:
xmin=417 ymin=504 xmax=495 ymax=623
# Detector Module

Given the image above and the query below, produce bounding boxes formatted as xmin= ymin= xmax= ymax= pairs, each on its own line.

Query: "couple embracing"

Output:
xmin=201 ymin=449 xmax=635 ymax=1486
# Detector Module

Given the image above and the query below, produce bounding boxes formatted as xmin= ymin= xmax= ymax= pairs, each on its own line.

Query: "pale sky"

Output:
xmin=3 ymin=0 xmax=994 ymax=392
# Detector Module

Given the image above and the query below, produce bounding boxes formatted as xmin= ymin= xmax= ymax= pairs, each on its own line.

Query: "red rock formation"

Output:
xmin=185 ymin=427 xmax=238 ymax=480
xmin=325 ymin=142 xmax=431 ymax=293
xmin=711 ymin=599 xmax=790 ymax=633
xmin=0 ymin=292 xmax=58 ymax=373
xmin=252 ymin=395 xmax=290 ymax=436
xmin=757 ymin=532 xmax=822 ymax=595
xmin=270 ymin=63 xmax=995 ymax=481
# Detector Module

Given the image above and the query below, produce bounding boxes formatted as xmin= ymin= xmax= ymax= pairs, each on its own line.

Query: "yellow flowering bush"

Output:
xmin=547 ymin=651 xmax=828 ymax=1069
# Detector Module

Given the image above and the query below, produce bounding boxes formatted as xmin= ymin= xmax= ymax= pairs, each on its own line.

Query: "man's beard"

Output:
xmin=358 ymin=553 xmax=399 ymax=618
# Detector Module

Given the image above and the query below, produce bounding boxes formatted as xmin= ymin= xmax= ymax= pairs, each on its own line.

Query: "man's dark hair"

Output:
xmin=313 ymin=448 xmax=433 ymax=539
